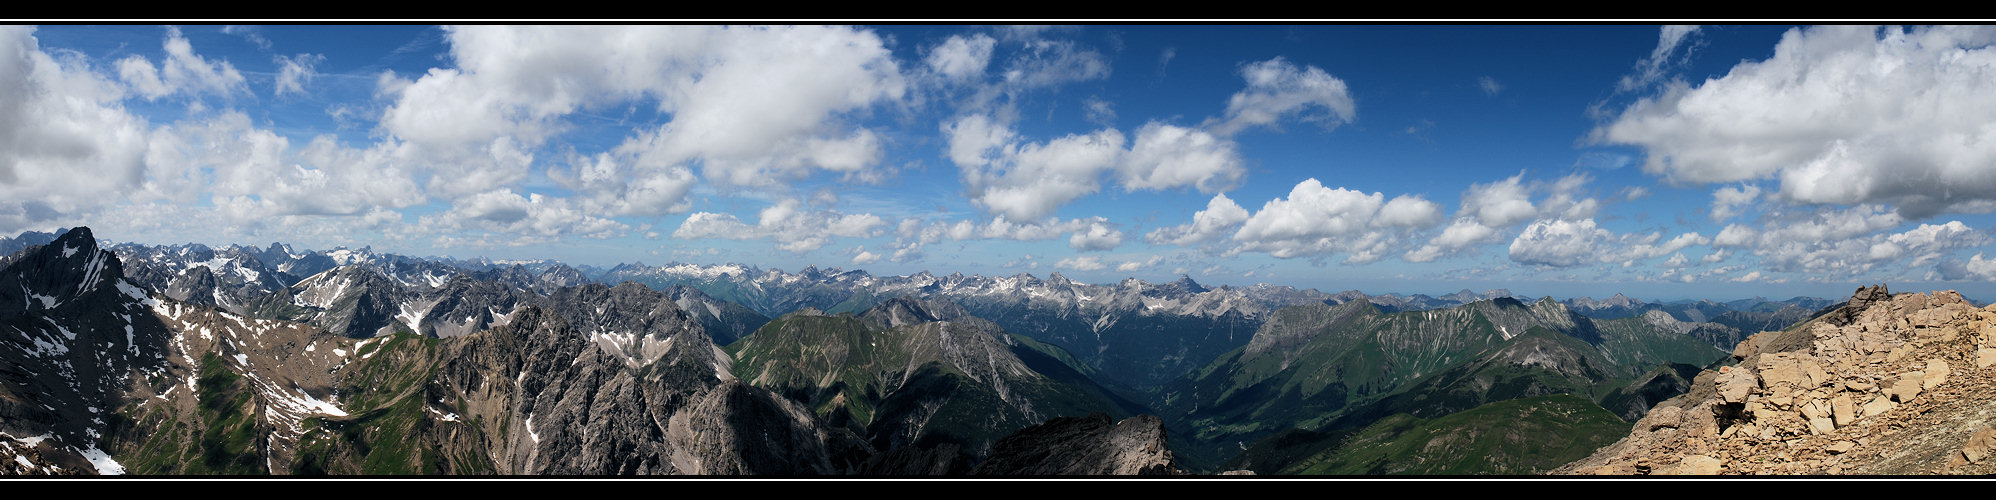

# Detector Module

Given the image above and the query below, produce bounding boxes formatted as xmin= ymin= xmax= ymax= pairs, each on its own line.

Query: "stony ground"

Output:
xmin=1555 ymin=286 xmax=1996 ymax=475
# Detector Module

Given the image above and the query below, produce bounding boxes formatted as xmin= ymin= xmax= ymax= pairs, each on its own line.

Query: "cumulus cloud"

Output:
xmin=1068 ymin=221 xmax=1123 ymax=251
xmin=1710 ymin=184 xmax=1761 ymax=221
xmin=1116 ymin=123 xmax=1244 ymax=192
xmin=393 ymin=25 xmax=907 ymax=207
xmin=947 ymin=114 xmax=1244 ymax=220
xmin=1508 ymin=219 xmax=1616 ymax=267
xmin=1714 ymin=204 xmax=1989 ymax=274
xmin=1408 ymin=172 xmax=1600 ymax=261
xmin=1209 ymin=57 xmax=1355 ymax=136
xmin=1145 ymin=193 xmax=1250 ymax=246
xmin=0 ymin=26 xmax=150 ymax=233
xmin=1599 ymin=25 xmax=1996 ymax=218
xmin=142 ymin=112 xmax=427 ymax=218
xmin=115 ymin=26 xmax=248 ymax=100
xmin=1230 ymin=178 xmax=1443 ymax=262
xmin=1938 ymin=252 xmax=1996 ymax=281
xmin=1507 ymin=218 xmax=1710 ymax=268
xmin=851 ymin=247 xmax=882 ymax=265
xmin=673 ymin=198 xmax=887 ymax=253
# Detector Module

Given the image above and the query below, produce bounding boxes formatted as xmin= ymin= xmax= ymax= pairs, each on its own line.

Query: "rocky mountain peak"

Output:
xmin=7 ymin=227 xmax=124 ymax=308
xmin=861 ymin=297 xmax=969 ymax=329
xmin=1558 ymin=287 xmax=1996 ymax=475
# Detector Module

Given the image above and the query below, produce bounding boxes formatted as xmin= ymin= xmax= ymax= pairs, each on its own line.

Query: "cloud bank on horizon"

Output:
xmin=4 ymin=24 xmax=1996 ymax=299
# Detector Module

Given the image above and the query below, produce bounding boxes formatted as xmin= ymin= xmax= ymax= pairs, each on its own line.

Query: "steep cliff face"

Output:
xmin=1557 ymin=286 xmax=1996 ymax=475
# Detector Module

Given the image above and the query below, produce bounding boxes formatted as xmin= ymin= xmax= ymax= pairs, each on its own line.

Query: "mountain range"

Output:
xmin=3 ymin=227 xmax=1900 ymax=476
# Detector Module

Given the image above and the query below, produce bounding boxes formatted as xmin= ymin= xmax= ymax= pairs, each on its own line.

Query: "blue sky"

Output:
xmin=6 ymin=24 xmax=1996 ymax=301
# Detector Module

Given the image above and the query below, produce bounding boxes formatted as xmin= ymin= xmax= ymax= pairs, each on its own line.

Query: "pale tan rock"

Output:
xmin=1923 ymin=358 xmax=1950 ymax=390
xmin=1799 ymin=399 xmax=1828 ymax=420
xmin=1644 ymin=405 xmax=1684 ymax=431
xmin=1831 ymin=393 xmax=1857 ymax=427
xmin=1862 ymin=394 xmax=1895 ymax=417
xmin=1804 ymin=359 xmax=1829 ymax=387
xmin=1887 ymin=345 xmax=1912 ymax=363
xmin=1892 ymin=371 xmax=1926 ymax=402
xmin=1717 ymin=366 xmax=1758 ymax=404
xmin=1979 ymin=347 xmax=1995 ymax=369
xmin=1807 ymin=415 xmax=1836 ymax=435
xmin=1827 ymin=441 xmax=1858 ymax=454
xmin=1759 ymin=353 xmax=1816 ymax=391
xmin=1847 ymin=380 xmax=1876 ymax=392
xmin=1665 ymin=455 xmax=1723 ymax=475
xmin=1959 ymin=427 xmax=1996 ymax=465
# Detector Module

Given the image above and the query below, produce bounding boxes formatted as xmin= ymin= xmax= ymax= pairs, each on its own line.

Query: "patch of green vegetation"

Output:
xmin=291 ymin=331 xmax=466 ymax=474
xmin=121 ymin=353 xmax=268 ymax=475
xmin=1278 ymin=394 xmax=1630 ymax=475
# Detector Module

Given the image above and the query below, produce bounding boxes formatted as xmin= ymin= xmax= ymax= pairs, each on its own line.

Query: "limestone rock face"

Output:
xmin=969 ymin=413 xmax=1181 ymax=476
xmin=1555 ymin=286 xmax=1996 ymax=475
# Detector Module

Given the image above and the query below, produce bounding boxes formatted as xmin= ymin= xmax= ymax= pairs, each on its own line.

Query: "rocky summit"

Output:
xmin=1557 ymin=285 xmax=1996 ymax=475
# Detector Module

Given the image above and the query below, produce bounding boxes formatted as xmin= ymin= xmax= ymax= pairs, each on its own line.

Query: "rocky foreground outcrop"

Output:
xmin=969 ymin=413 xmax=1180 ymax=475
xmin=1556 ymin=285 xmax=1996 ymax=475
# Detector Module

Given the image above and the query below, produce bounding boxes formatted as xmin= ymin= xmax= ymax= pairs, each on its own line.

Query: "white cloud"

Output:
xmin=1508 ymin=219 xmax=1615 ymax=267
xmin=1405 ymin=218 xmax=1496 ymax=262
xmin=1231 ymin=178 xmax=1442 ymax=262
xmin=927 ymin=33 xmax=996 ymax=82
xmin=1618 ymin=25 xmax=1701 ymax=92
xmin=115 ymin=26 xmax=248 ymax=101
xmin=1001 ymin=38 xmax=1110 ymax=89
xmin=1710 ymin=184 xmax=1761 ymax=221
xmin=1409 ymin=172 xmax=1600 ymax=261
xmin=425 ymin=188 xmax=627 ymax=241
xmin=0 ymin=26 xmax=150 ymax=233
xmin=1478 ymin=75 xmax=1502 ymax=95
xmin=140 ymin=112 xmax=427 ymax=220
xmin=851 ymin=247 xmax=882 ymax=265
xmin=1116 ymin=122 xmax=1244 ymax=192
xmin=1145 ymin=193 xmax=1250 ymax=246
xmin=1462 ymin=173 xmax=1538 ymax=227
xmin=949 ymin=115 xmax=1247 ymax=221
xmin=1083 ymin=96 xmax=1116 ymax=126
xmin=273 ymin=53 xmax=324 ymax=96
xmin=1599 ymin=25 xmax=1996 ymax=218
xmin=391 ymin=25 xmax=908 ymax=207
xmin=1506 ymin=218 xmax=1709 ymax=268
xmin=1210 ymin=57 xmax=1355 ymax=136
xmin=952 ymin=118 xmax=1123 ymax=221
xmin=1939 ymin=252 xmax=1996 ymax=281
xmin=1068 ymin=221 xmax=1123 ymax=251
xmin=673 ymin=198 xmax=887 ymax=253
xmin=1713 ymin=224 xmax=1757 ymax=247
xmin=1055 ymin=255 xmax=1105 ymax=271
xmin=890 ymin=215 xmax=1123 ymax=263
xmin=1716 ymin=205 xmax=1989 ymax=274
xmin=1116 ymin=255 xmax=1162 ymax=272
